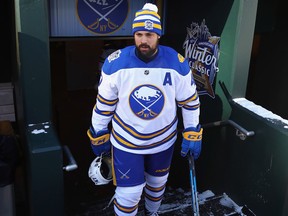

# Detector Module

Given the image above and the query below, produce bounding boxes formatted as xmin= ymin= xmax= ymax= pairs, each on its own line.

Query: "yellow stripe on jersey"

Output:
xmin=97 ymin=94 xmax=118 ymax=106
xmin=112 ymin=129 xmax=177 ymax=149
xmin=113 ymin=114 xmax=177 ymax=140
xmin=178 ymin=92 xmax=198 ymax=106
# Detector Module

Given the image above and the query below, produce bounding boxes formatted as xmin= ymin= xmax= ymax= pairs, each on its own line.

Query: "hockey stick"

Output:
xmin=188 ymin=154 xmax=200 ymax=216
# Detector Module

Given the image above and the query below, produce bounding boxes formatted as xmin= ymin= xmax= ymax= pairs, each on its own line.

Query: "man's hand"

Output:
xmin=181 ymin=125 xmax=203 ymax=159
xmin=87 ymin=127 xmax=111 ymax=156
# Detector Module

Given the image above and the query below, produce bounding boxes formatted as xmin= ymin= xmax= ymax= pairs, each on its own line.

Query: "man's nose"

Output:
xmin=141 ymin=36 xmax=148 ymax=43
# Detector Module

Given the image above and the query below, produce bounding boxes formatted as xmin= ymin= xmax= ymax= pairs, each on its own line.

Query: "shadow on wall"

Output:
xmin=168 ymin=94 xmax=223 ymax=192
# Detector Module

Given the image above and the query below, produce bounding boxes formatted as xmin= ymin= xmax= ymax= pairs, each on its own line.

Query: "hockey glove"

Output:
xmin=87 ymin=127 xmax=111 ymax=156
xmin=181 ymin=125 xmax=203 ymax=159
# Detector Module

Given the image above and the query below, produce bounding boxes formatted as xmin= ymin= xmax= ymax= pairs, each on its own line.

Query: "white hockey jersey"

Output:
xmin=91 ymin=45 xmax=200 ymax=154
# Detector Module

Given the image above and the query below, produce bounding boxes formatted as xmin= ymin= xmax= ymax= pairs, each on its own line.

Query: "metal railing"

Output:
xmin=62 ymin=145 xmax=78 ymax=171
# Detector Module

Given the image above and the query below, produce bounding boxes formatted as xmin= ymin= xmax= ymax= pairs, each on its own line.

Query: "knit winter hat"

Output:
xmin=132 ymin=3 xmax=162 ymax=36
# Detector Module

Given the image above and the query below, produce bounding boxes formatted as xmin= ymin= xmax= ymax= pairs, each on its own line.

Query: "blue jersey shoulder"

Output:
xmin=158 ymin=45 xmax=190 ymax=76
xmin=102 ymin=45 xmax=190 ymax=76
xmin=102 ymin=46 xmax=135 ymax=75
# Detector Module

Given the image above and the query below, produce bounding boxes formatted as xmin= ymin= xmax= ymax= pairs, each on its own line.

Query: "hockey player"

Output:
xmin=87 ymin=3 xmax=203 ymax=216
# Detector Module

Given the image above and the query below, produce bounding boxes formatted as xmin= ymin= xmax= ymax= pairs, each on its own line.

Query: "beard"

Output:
xmin=136 ymin=43 xmax=158 ymax=59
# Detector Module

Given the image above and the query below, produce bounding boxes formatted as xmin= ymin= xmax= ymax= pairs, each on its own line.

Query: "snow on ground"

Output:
xmin=72 ymin=187 xmax=256 ymax=216
xmin=156 ymin=187 xmax=256 ymax=216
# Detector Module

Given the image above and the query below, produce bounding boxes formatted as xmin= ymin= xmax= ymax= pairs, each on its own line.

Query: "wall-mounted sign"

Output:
xmin=77 ymin=0 xmax=129 ymax=35
xmin=49 ymin=0 xmax=159 ymax=37
xmin=183 ymin=19 xmax=220 ymax=98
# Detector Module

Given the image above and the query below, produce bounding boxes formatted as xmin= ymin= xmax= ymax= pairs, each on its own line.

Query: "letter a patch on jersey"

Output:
xmin=129 ymin=85 xmax=165 ymax=120
xmin=163 ymin=72 xmax=172 ymax=86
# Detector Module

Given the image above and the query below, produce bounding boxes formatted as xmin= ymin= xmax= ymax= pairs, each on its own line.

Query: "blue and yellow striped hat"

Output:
xmin=132 ymin=3 xmax=162 ymax=36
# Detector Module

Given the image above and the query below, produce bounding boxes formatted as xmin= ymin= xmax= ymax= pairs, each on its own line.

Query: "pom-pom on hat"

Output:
xmin=132 ymin=3 xmax=162 ymax=36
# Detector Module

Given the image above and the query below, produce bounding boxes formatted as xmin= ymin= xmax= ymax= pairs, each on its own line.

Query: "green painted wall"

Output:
xmin=215 ymin=0 xmax=258 ymax=119
xmin=15 ymin=0 xmax=64 ymax=215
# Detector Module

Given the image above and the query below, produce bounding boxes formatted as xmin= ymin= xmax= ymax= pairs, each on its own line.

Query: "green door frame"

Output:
xmin=14 ymin=0 xmax=64 ymax=215
xmin=215 ymin=0 xmax=258 ymax=119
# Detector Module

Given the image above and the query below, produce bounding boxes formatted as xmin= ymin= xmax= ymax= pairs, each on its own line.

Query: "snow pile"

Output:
xmin=233 ymin=98 xmax=288 ymax=128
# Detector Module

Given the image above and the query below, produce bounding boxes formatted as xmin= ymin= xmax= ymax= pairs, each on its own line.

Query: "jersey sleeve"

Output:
xmin=91 ymin=61 xmax=119 ymax=132
xmin=175 ymin=56 xmax=200 ymax=128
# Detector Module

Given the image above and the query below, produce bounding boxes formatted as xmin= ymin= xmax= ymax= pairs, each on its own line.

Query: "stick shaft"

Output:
xmin=188 ymin=155 xmax=200 ymax=216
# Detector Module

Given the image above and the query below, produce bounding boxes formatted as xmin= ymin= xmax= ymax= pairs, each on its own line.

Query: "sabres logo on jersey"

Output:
xmin=129 ymin=85 xmax=165 ymax=120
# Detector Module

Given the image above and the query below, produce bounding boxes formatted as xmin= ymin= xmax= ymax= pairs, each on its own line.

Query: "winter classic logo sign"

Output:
xmin=77 ymin=0 xmax=129 ymax=35
xmin=183 ymin=20 xmax=220 ymax=98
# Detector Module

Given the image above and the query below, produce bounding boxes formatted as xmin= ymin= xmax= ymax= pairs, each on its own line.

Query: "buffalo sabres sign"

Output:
xmin=77 ymin=0 xmax=129 ymax=35
xmin=129 ymin=85 xmax=165 ymax=120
